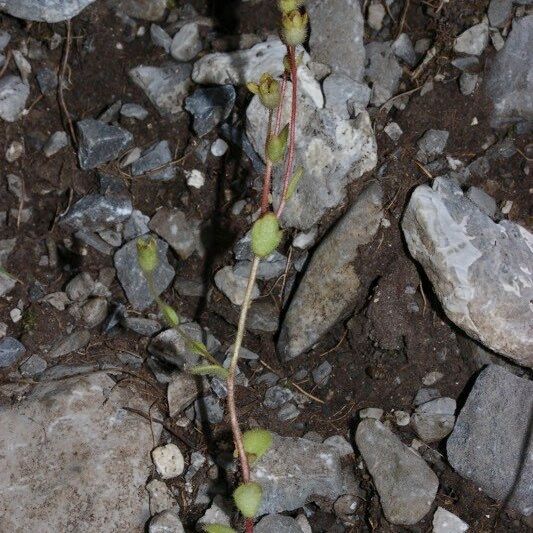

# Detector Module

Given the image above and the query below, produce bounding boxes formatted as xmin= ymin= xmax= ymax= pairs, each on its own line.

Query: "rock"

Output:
xmin=149 ymin=511 xmax=185 ymax=533
xmin=211 ymin=138 xmax=228 ymax=157
xmin=48 ymin=329 xmax=91 ymax=358
xmin=312 ymin=360 xmax=333 ymax=386
xmin=367 ymin=0 xmax=386 ymax=31
xmin=149 ymin=208 xmax=202 ymax=260
xmin=264 ymin=385 xmax=293 ymax=409
xmin=488 ymin=0 xmax=512 ymax=28
xmin=454 ymin=21 xmax=489 ymax=56
xmin=129 ymin=63 xmax=192 ymax=116
xmin=246 ymin=301 xmax=279 ymax=332
xmin=416 ymin=129 xmax=449 ymax=163
xmin=120 ymin=102 xmax=149 ymax=120
xmin=150 ymin=24 xmax=171 ymax=52
xmin=5 ymin=141 xmax=24 ymax=162
xmin=414 ymin=388 xmax=441 ymax=406
xmin=447 ymin=365 xmax=533 ymax=515
xmin=251 ymin=434 xmax=347 ymax=514
xmin=170 ymin=22 xmax=202 ymax=62
xmin=402 ymin=177 xmax=533 ymax=367
xmin=394 ymin=410 xmax=411 ymax=426
xmin=122 ymin=317 xmax=161 ymax=336
xmin=432 ymin=507 xmax=469 ymax=533
xmin=66 ymin=272 xmax=95 ymax=302
xmin=307 ymin=0 xmax=365 ymax=81
xmin=356 ymin=419 xmax=439 ymax=525
xmin=459 ymin=72 xmax=479 ymax=96
xmin=214 ymin=266 xmax=260 ymax=306
xmin=422 ymin=371 xmax=444 ymax=386
xmin=0 ymin=336 xmax=26 ymax=368
xmin=43 ymin=130 xmax=69 ymax=157
xmin=81 ymin=297 xmax=108 ymax=328
xmin=466 ymin=186 xmax=497 ymax=218
xmin=485 ymin=15 xmax=533 ymax=129
xmin=19 ymin=354 xmax=47 ymax=377
xmin=323 ymin=73 xmax=371 ymax=118
xmin=114 ymin=237 xmax=175 ymax=310
xmin=0 ymin=75 xmax=29 ymax=122
xmin=196 ymin=495 xmax=232 ymax=529
xmin=146 ymin=479 xmax=178 ymax=516
xmin=278 ymin=184 xmax=383 ymax=360
xmin=255 ymin=514 xmax=302 ymax=533
xmin=412 ymin=397 xmax=456 ymax=443
xmin=0 ymin=373 xmax=161 ymax=531
xmin=131 ymin=141 xmax=175 ymax=181
xmin=194 ymin=394 xmax=224 ymax=424
xmin=77 ymin=119 xmax=133 ymax=170
xmin=184 ymin=85 xmax=236 ymax=137
xmin=384 ymin=121 xmax=403 ymax=142
xmin=167 ymin=372 xmax=199 ymax=417
xmin=392 ymin=33 xmax=417 ymax=67
xmin=360 ymin=407 xmax=384 ymax=420
xmin=247 ymin=83 xmax=377 ymax=230
xmin=365 ymin=41 xmax=403 ymax=106
xmin=0 ymin=0 xmax=96 ymax=22
xmin=152 ymin=443 xmax=185 ymax=479
xmin=277 ymin=403 xmax=300 ymax=421
xmin=113 ymin=0 xmax=166 ymax=21
xmin=123 ymin=209 xmax=150 ymax=241
xmin=323 ymin=435 xmax=353 ymax=457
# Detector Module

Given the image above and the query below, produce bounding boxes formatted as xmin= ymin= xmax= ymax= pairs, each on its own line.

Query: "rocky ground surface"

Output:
xmin=0 ymin=0 xmax=532 ymax=532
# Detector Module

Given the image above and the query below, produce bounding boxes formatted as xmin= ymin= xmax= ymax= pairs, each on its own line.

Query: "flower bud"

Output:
xmin=247 ymin=73 xmax=281 ymax=110
xmin=266 ymin=124 xmax=289 ymax=164
xmin=161 ymin=303 xmax=180 ymax=328
xmin=281 ymin=10 xmax=309 ymax=46
xmin=251 ymin=212 xmax=282 ymax=258
xmin=233 ymin=482 xmax=263 ymax=518
xmin=136 ymin=236 xmax=158 ymax=274
xmin=278 ymin=0 xmax=305 ymax=13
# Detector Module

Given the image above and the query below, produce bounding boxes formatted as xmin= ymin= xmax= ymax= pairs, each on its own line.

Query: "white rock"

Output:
xmin=454 ymin=21 xmax=489 ymax=56
xmin=394 ymin=410 xmax=411 ymax=426
xmin=367 ymin=0 xmax=386 ymax=31
xmin=146 ymin=479 xmax=177 ymax=516
xmin=152 ymin=443 xmax=185 ymax=479
xmin=0 ymin=75 xmax=29 ymax=122
xmin=0 ymin=0 xmax=96 ymax=22
xmin=185 ymin=169 xmax=205 ymax=189
xmin=5 ymin=140 xmax=24 ymax=162
xmin=170 ymin=22 xmax=202 ymax=62
xmin=12 ymin=50 xmax=31 ymax=82
xmin=384 ymin=122 xmax=403 ymax=142
xmin=293 ymin=227 xmax=317 ymax=249
xmin=432 ymin=507 xmax=469 ymax=532
xmin=210 ymin=138 xmax=228 ymax=157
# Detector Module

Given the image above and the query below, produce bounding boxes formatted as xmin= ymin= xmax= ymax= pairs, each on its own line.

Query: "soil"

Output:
xmin=0 ymin=1 xmax=531 ymax=532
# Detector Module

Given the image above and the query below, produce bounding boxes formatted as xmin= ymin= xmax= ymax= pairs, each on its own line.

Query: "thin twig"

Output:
xmin=58 ymin=20 xmax=77 ymax=147
xmin=379 ymin=85 xmax=422 ymax=112
xmin=396 ymin=0 xmax=410 ymax=38
xmin=317 ymin=329 xmax=348 ymax=358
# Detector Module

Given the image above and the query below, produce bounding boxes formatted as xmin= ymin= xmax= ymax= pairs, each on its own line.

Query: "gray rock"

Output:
xmin=150 ymin=24 xmax=171 ymax=52
xmin=149 ymin=208 xmax=202 ymax=259
xmin=323 ymin=73 xmax=371 ymax=118
xmin=211 ymin=138 xmax=228 ymax=157
xmin=466 ymin=186 xmax=497 ymax=218
xmin=167 ymin=372 xmax=199 ymax=417
xmin=131 ymin=141 xmax=175 ymax=181
xmin=384 ymin=121 xmax=403 ymax=142
xmin=234 ymin=253 xmax=287 ymax=281
xmin=77 ymin=119 xmax=133 ymax=170
xmin=392 ymin=33 xmax=417 ymax=67
xmin=416 ymin=129 xmax=449 ymax=163
xmin=459 ymin=72 xmax=479 ymax=96
xmin=432 ymin=507 xmax=469 ymax=533
xmin=255 ymin=514 xmax=302 ymax=533
xmin=0 ymin=337 xmax=26 ymax=368
xmin=146 ymin=479 xmax=178 ymax=516
xmin=114 ymin=237 xmax=174 ymax=310
xmin=278 ymin=184 xmax=383 ymax=360
xmin=356 ymin=419 xmax=439 ymax=525
xmin=488 ymin=0 xmax=513 ymax=27
xmin=307 ymin=0 xmax=365 ymax=81
xmin=196 ymin=495 xmax=232 ymax=529
xmin=60 ymin=193 xmax=133 ymax=233
xmin=82 ymin=297 xmax=108 ymax=328
xmin=184 ymin=85 xmax=236 ymax=137
xmin=0 ymin=75 xmax=29 ymax=122
xmin=412 ymin=397 xmax=456 ymax=443
xmin=174 ymin=277 xmax=205 ymax=298
xmin=98 ymin=100 xmax=122 ymax=123
xmin=251 ymin=434 xmax=347 ymax=514
xmin=214 ymin=266 xmax=260 ymax=306
xmin=0 ymin=0 xmax=95 ymax=22
xmin=19 ymin=354 xmax=47 ymax=377
xmin=0 ymin=30 xmax=11 ymax=51
xmin=323 ymin=435 xmax=353 ymax=457
xmin=277 ymin=403 xmax=300 ymax=421
xmin=485 ymin=15 xmax=533 ymax=129
xmin=123 ymin=209 xmax=150 ymax=241
xmin=120 ymin=102 xmax=149 ymax=120
xmin=454 ymin=21 xmax=489 ymax=56
xmin=247 ymin=82 xmax=377 ymax=230
xmin=0 ymin=373 xmax=160 ymax=531
xmin=365 ymin=41 xmax=403 ymax=106
xmin=312 ymin=360 xmax=333 ymax=386
xmin=448 ymin=365 xmax=533 ymax=515
xmin=264 ymin=385 xmax=293 ymax=409
xmin=36 ymin=67 xmax=58 ymax=95
xmin=402 ymin=177 xmax=533 ymax=367
xmin=66 ymin=272 xmax=95 ymax=302
xmin=413 ymin=387 xmax=441 ymax=407
xmin=48 ymin=329 xmax=91 ymax=358
xmin=0 ymin=237 xmax=16 ymax=266
xmin=75 ymin=231 xmax=114 ymax=255
xmin=113 ymin=0 xmax=166 ymax=21
xmin=122 ymin=317 xmax=161 ymax=336
xmin=1 ymin=270 xmax=17 ymax=298
xmin=149 ymin=511 xmax=185 ymax=533
xmin=194 ymin=394 xmax=224 ymax=424
xmin=246 ymin=301 xmax=279 ymax=333
xmin=43 ymin=130 xmax=69 ymax=157
xmin=129 ymin=63 xmax=192 ymax=116
xmin=170 ymin=22 xmax=202 ymax=62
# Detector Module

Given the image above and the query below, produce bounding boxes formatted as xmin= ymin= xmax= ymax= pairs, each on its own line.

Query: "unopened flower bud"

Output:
xmin=266 ymin=124 xmax=289 ymax=164
xmin=281 ymin=10 xmax=309 ymax=46
xmin=136 ymin=236 xmax=158 ymax=274
xmin=251 ymin=212 xmax=283 ymax=257
xmin=278 ymin=0 xmax=305 ymax=14
xmin=246 ymin=73 xmax=281 ymax=109
xmin=161 ymin=303 xmax=180 ymax=328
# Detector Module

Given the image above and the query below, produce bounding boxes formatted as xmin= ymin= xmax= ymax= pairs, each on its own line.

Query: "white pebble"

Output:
xmin=5 ymin=141 xmax=24 ymax=162
xmin=433 ymin=506 xmax=469 ymax=533
xmin=501 ymin=200 xmax=513 ymax=214
xmin=211 ymin=138 xmax=228 ymax=157
xmin=185 ymin=169 xmax=205 ymax=189
xmin=10 ymin=308 xmax=22 ymax=323
xmin=422 ymin=371 xmax=443 ymax=386
xmin=152 ymin=443 xmax=185 ymax=480
xmin=394 ymin=410 xmax=411 ymax=426
xmin=293 ymin=227 xmax=317 ymax=249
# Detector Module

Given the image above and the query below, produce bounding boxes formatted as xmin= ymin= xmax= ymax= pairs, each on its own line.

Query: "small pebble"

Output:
xmin=422 ymin=371 xmax=444 ymax=386
xmin=394 ymin=410 xmax=411 ymax=426
xmin=152 ymin=443 xmax=185 ymax=480
xmin=359 ymin=407 xmax=384 ymax=420
xmin=185 ymin=169 xmax=205 ymax=189
xmin=211 ymin=138 xmax=228 ymax=157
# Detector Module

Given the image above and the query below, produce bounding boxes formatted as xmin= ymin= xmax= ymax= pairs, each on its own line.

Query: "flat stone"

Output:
xmin=356 ymin=419 xmax=439 ymax=525
xmin=251 ymin=434 xmax=347 ymax=514
xmin=43 ymin=130 xmax=69 ymax=157
xmin=402 ymin=177 xmax=533 ymax=367
xmin=120 ymin=102 xmax=149 ymax=120
xmin=278 ymin=184 xmax=383 ymax=360
xmin=307 ymin=0 xmax=365 ymax=81
xmin=170 ymin=22 xmax=202 ymax=62
xmin=392 ymin=33 xmax=417 ymax=66
xmin=447 ymin=365 xmax=533 ymax=515
xmin=255 ymin=514 xmax=302 ymax=533
xmin=184 ymin=85 xmax=236 ymax=137
xmin=129 ymin=63 xmax=192 ymax=116
xmin=365 ymin=41 xmax=403 ymax=106
xmin=0 ymin=75 xmax=29 ymax=122
xmin=246 ymin=301 xmax=279 ymax=333
xmin=114 ymin=236 xmax=175 ymax=310
xmin=247 ymin=82 xmax=377 ymax=230
xmin=167 ymin=372 xmax=199 ymax=417
xmin=150 ymin=24 xmax=171 ymax=52
xmin=214 ymin=266 xmax=260 ymax=306
xmin=459 ymin=72 xmax=479 ymax=96
xmin=312 ymin=360 xmax=333 ymax=386
xmin=48 ymin=329 xmax=91 ymax=358
xmin=81 ymin=297 xmax=108 ymax=328
xmin=122 ymin=317 xmax=161 ymax=336
xmin=454 ymin=21 xmax=489 ymax=56
xmin=322 ymin=73 xmax=371 ymax=118
xmin=432 ymin=507 xmax=469 ymax=533
xmin=412 ymin=397 xmax=456 ymax=443
xmin=416 ymin=129 xmax=449 ymax=163
xmin=0 ymin=373 xmax=161 ymax=531
xmin=149 ymin=511 xmax=185 ymax=533
xmin=131 ymin=141 xmax=175 ymax=181
xmin=146 ymin=479 xmax=178 ymax=516
xmin=123 ymin=209 xmax=150 ymax=241
xmin=19 ymin=354 xmax=47 ymax=377
xmin=194 ymin=394 xmax=224 ymax=424
xmin=77 ymin=119 xmax=133 ymax=170
xmin=466 ymin=186 xmax=497 ymax=218
xmin=0 ymin=0 xmax=96 ymax=22
xmin=0 ymin=336 xmax=26 ymax=368
xmin=264 ymin=385 xmax=293 ymax=409
xmin=152 ymin=443 xmax=185 ymax=479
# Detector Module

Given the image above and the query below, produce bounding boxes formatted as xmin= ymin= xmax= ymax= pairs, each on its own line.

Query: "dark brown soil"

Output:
xmin=0 ymin=1 xmax=531 ymax=532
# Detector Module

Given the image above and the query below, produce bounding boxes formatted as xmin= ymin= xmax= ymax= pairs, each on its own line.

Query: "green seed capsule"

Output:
xmin=266 ymin=124 xmax=289 ymax=164
xmin=136 ymin=236 xmax=158 ymax=274
xmin=251 ymin=213 xmax=282 ymax=258
xmin=233 ymin=482 xmax=263 ymax=518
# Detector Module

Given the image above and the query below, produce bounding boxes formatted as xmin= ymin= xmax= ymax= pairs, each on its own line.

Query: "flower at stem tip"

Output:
xmin=136 ymin=236 xmax=159 ymax=274
xmin=278 ymin=0 xmax=305 ymax=14
xmin=246 ymin=73 xmax=281 ymax=110
xmin=281 ymin=9 xmax=309 ymax=46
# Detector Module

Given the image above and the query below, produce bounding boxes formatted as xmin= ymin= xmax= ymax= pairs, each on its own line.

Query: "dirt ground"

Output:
xmin=0 ymin=0 xmax=531 ymax=531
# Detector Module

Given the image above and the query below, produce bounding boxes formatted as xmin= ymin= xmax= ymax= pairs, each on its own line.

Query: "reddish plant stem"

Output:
xmin=276 ymin=45 xmax=298 ymax=218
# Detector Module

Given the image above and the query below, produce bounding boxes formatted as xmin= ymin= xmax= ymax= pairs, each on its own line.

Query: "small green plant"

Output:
xmin=137 ymin=2 xmax=309 ymax=531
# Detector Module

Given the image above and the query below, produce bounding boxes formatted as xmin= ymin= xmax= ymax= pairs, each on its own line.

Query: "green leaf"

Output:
xmin=203 ymin=525 xmax=237 ymax=533
xmin=160 ymin=303 xmax=180 ymax=328
xmin=243 ymin=429 xmax=273 ymax=462
xmin=189 ymin=365 xmax=229 ymax=379
xmin=251 ymin=213 xmax=282 ymax=258
xmin=186 ymin=339 xmax=211 ymax=358
xmin=233 ymin=482 xmax=263 ymax=518
xmin=284 ymin=166 xmax=304 ymax=201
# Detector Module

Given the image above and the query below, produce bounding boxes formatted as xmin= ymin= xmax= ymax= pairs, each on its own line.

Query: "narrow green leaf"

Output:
xmin=203 ymin=525 xmax=237 ymax=533
xmin=233 ymin=482 xmax=263 ymax=518
xmin=190 ymin=365 xmax=229 ymax=379
xmin=285 ymin=166 xmax=304 ymax=201
xmin=186 ymin=339 xmax=211 ymax=358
